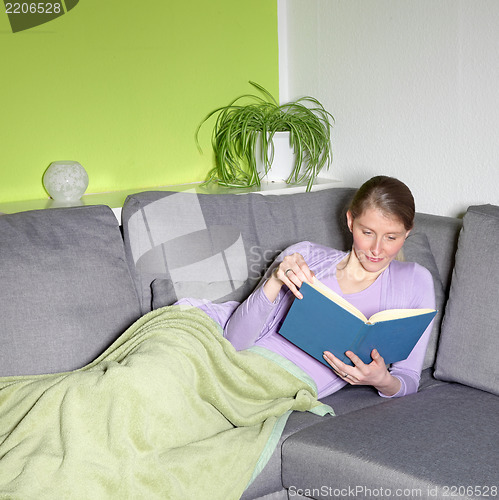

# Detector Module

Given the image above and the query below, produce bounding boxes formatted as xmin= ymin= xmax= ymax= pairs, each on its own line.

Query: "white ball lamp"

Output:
xmin=43 ymin=161 xmax=89 ymax=202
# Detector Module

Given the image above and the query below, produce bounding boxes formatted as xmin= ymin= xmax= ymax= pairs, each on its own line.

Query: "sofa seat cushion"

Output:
xmin=242 ymin=384 xmax=390 ymax=499
xmin=0 ymin=206 xmax=142 ymax=376
xmin=282 ymin=383 xmax=498 ymax=499
xmin=241 ymin=408 xmax=329 ymax=499
xmin=435 ymin=204 xmax=499 ymax=395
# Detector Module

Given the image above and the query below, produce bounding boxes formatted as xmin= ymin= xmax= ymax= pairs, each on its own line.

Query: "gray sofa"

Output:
xmin=1 ymin=187 xmax=498 ymax=499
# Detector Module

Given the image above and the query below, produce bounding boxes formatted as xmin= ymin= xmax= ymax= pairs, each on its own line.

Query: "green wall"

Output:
xmin=0 ymin=0 xmax=279 ymax=203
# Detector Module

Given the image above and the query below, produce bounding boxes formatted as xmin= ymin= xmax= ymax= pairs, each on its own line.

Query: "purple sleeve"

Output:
xmin=381 ymin=264 xmax=436 ymax=398
xmin=174 ymin=297 xmax=240 ymax=330
xmin=224 ymin=241 xmax=435 ymax=400
xmin=224 ymin=240 xmax=337 ymax=351
xmin=224 ymin=284 xmax=278 ymax=350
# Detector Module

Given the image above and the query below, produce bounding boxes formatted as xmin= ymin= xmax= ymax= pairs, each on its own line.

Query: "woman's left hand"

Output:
xmin=322 ymin=349 xmax=401 ymax=396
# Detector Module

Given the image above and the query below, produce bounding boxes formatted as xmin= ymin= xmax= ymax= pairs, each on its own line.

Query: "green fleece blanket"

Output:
xmin=0 ymin=306 xmax=333 ymax=500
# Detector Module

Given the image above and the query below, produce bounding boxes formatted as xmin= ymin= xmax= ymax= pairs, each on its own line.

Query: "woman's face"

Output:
xmin=347 ymin=208 xmax=410 ymax=274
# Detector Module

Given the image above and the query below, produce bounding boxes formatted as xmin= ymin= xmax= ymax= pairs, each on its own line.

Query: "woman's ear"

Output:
xmin=346 ymin=210 xmax=354 ymax=232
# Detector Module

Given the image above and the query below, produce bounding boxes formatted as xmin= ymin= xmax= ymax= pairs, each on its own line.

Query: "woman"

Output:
xmin=225 ymin=176 xmax=435 ymax=399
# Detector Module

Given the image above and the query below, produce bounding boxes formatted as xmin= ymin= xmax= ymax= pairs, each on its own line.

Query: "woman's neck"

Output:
xmin=335 ymin=250 xmax=387 ymax=294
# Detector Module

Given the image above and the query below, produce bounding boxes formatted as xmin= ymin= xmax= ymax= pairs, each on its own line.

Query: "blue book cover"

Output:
xmin=279 ymin=280 xmax=437 ymax=367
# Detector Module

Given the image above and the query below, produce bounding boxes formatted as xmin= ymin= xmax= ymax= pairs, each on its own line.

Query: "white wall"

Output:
xmin=279 ymin=0 xmax=499 ymax=217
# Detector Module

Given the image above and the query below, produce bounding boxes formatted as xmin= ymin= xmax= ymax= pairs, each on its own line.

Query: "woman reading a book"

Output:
xmin=224 ymin=175 xmax=435 ymax=399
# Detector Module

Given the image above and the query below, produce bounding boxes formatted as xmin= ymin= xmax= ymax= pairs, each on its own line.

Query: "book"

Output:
xmin=278 ymin=278 xmax=437 ymax=367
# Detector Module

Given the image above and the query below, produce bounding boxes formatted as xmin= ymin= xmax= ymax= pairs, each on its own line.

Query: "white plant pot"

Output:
xmin=256 ymin=131 xmax=297 ymax=183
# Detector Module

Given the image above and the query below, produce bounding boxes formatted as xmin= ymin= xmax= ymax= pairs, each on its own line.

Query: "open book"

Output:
xmin=279 ymin=278 xmax=436 ymax=366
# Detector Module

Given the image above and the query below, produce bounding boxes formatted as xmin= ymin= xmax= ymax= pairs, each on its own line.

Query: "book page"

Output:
xmin=308 ymin=278 xmax=368 ymax=322
xmin=308 ymin=278 xmax=435 ymax=325
xmin=368 ymin=308 xmax=436 ymax=324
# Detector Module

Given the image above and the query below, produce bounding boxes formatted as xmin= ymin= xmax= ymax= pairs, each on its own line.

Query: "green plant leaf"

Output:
xmin=196 ymin=81 xmax=334 ymax=191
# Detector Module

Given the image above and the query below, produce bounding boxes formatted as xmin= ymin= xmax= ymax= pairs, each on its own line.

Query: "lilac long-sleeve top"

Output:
xmin=224 ymin=241 xmax=436 ymax=399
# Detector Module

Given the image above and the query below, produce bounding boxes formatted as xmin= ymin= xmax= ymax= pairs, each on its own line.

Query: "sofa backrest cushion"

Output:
xmin=0 ymin=205 xmax=142 ymax=377
xmin=402 ymin=231 xmax=445 ymax=369
xmin=122 ymin=188 xmax=356 ymax=313
xmin=434 ymin=204 xmax=499 ymax=395
xmin=413 ymin=212 xmax=462 ymax=294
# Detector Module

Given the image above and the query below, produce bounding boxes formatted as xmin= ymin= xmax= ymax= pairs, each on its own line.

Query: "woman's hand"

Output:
xmin=263 ymin=253 xmax=315 ymax=303
xmin=323 ymin=349 xmax=402 ymax=397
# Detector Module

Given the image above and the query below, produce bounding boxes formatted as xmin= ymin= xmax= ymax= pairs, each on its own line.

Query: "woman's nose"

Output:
xmin=371 ymin=239 xmax=382 ymax=256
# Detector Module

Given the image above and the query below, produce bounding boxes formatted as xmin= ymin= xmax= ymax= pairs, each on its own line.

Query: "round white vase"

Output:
xmin=43 ymin=161 xmax=89 ymax=202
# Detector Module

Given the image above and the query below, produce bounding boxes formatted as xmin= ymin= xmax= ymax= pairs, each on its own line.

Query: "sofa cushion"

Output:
xmin=0 ymin=205 xmax=142 ymax=377
xmin=242 ymin=383 xmax=389 ymax=500
xmin=413 ymin=212 xmax=462 ymax=293
xmin=434 ymin=204 xmax=499 ymax=395
xmin=282 ymin=384 xmax=499 ymax=498
xmin=151 ymin=278 xmax=251 ymax=309
xmin=402 ymin=231 xmax=445 ymax=369
xmin=122 ymin=188 xmax=356 ymax=313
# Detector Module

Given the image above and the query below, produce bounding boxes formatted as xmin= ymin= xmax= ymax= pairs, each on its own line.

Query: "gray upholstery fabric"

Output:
xmin=247 ymin=491 xmax=289 ymax=500
xmin=244 ymin=366 xmax=441 ymax=499
xmin=282 ymin=383 xmax=499 ymax=498
xmin=122 ymin=189 xmax=356 ymax=313
xmin=402 ymin=231 xmax=445 ymax=369
xmin=0 ymin=205 xmax=142 ymax=376
xmin=413 ymin=212 xmax=462 ymax=293
xmin=241 ymin=409 xmax=329 ymax=499
xmin=242 ymin=382 xmax=390 ymax=499
xmin=402 ymin=213 xmax=462 ymax=369
xmin=434 ymin=205 xmax=499 ymax=395
xmin=245 ymin=369 xmax=443 ymax=499
xmin=122 ymin=188 xmax=450 ymax=375
xmin=151 ymin=278 xmax=251 ymax=309
xmin=121 ymin=189 xmax=452 ymax=314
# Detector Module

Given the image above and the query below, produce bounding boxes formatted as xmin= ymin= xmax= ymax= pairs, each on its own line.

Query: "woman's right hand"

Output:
xmin=263 ymin=253 xmax=315 ymax=302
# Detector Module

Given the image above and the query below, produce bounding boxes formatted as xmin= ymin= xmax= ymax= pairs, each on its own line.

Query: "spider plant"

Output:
xmin=196 ymin=82 xmax=334 ymax=192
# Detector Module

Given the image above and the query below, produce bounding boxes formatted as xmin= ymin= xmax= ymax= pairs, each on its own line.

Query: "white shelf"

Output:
xmin=0 ymin=178 xmax=343 ymax=221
